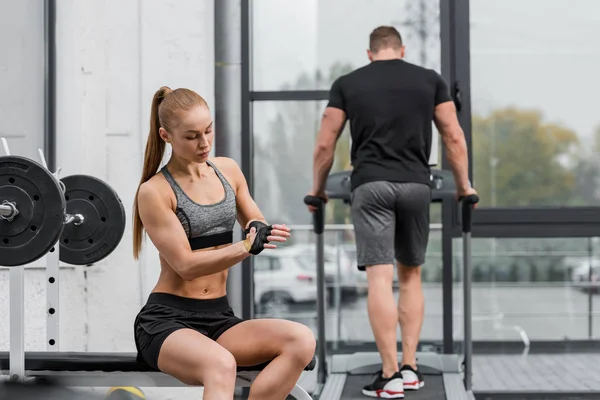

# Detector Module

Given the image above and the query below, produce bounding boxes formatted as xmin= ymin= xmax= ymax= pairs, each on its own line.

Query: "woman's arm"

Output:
xmin=218 ymin=157 xmax=269 ymax=229
xmin=137 ymin=182 xmax=251 ymax=280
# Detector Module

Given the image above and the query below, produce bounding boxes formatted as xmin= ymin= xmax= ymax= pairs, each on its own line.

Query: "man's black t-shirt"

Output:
xmin=327 ymin=59 xmax=453 ymax=190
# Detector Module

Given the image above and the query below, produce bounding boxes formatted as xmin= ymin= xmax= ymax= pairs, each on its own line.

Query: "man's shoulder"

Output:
xmin=398 ymin=60 xmax=441 ymax=78
xmin=332 ymin=64 xmax=371 ymax=85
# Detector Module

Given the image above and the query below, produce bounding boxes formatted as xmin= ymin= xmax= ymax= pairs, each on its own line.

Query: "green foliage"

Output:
xmin=472 ymin=108 xmax=581 ymax=207
xmin=572 ymin=124 xmax=600 ymax=205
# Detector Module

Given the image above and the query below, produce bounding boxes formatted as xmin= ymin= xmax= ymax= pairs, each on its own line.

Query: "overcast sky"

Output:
xmin=252 ymin=0 xmax=600 ymax=150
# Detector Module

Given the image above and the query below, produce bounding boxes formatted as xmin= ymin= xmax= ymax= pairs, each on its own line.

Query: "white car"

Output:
xmin=570 ymin=259 xmax=600 ymax=293
xmin=254 ymin=251 xmax=318 ymax=315
xmin=278 ymin=244 xmax=363 ymax=301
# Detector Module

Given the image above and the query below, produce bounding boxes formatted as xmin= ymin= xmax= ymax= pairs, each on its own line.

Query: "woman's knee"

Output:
xmin=285 ymin=324 xmax=316 ymax=366
xmin=201 ymin=349 xmax=237 ymax=387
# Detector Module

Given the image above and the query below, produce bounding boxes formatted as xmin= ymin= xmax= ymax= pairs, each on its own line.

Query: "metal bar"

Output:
xmin=4 ymin=137 xmax=24 ymax=381
xmin=240 ymin=0 xmax=254 ymax=322
xmin=462 ymin=197 xmax=476 ymax=393
xmin=315 ymin=224 xmax=327 ymax=385
xmin=440 ymin=0 xmax=455 ymax=354
xmin=46 ymin=244 xmax=60 ymax=350
xmin=250 ymin=90 xmax=330 ymax=101
xmin=288 ymin=223 xmax=442 ymax=231
xmin=454 ymin=0 xmax=472 ymax=182
xmin=588 ymin=237 xmax=593 ymax=339
xmin=9 ymin=266 xmax=25 ymax=380
xmin=1 ymin=137 xmax=10 ymax=155
xmin=442 ymin=205 xmax=454 ymax=354
xmin=64 ymin=213 xmax=84 ymax=226
xmin=463 ymin=229 xmax=472 ymax=390
xmin=467 ymin=207 xmax=600 ymax=225
xmin=0 ymin=204 xmax=14 ymax=217
xmin=334 ymin=230 xmax=342 ymax=350
xmin=44 ymin=0 xmax=57 ymax=172
xmin=458 ymin=224 xmax=600 ymax=239
xmin=304 ymin=196 xmax=328 ymax=395
xmin=215 ymin=0 xmax=244 ymax=319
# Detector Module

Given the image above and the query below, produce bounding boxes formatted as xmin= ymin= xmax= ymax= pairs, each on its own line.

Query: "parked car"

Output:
xmin=280 ymin=244 xmax=363 ymax=302
xmin=570 ymin=259 xmax=600 ymax=293
xmin=254 ymin=251 xmax=318 ymax=315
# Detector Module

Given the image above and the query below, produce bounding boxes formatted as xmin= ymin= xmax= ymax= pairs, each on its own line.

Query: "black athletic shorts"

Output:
xmin=350 ymin=181 xmax=431 ymax=270
xmin=133 ymin=292 xmax=244 ymax=371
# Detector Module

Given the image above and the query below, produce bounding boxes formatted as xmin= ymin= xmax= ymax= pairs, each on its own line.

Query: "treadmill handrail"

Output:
xmin=303 ymin=195 xmax=328 ymax=389
xmin=460 ymin=194 xmax=479 ymax=394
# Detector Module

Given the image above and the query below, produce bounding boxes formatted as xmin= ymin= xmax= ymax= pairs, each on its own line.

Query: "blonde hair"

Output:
xmin=132 ymin=87 xmax=208 ymax=259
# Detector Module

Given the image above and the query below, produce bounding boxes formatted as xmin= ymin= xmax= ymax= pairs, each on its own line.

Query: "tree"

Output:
xmin=472 ymin=108 xmax=581 ymax=207
xmin=397 ymin=0 xmax=440 ymax=69
xmin=572 ymin=125 xmax=600 ymax=205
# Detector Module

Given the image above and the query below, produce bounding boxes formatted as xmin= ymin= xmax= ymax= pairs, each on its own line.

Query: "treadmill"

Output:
xmin=304 ymin=169 xmax=478 ymax=400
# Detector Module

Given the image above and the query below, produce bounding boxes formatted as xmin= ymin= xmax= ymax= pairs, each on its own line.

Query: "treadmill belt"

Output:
xmin=341 ymin=375 xmax=446 ymax=399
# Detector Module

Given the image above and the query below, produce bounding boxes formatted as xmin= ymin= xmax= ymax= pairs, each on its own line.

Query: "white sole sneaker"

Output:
xmin=361 ymin=388 xmax=405 ymax=399
xmin=361 ymin=377 xmax=405 ymax=398
xmin=402 ymin=380 xmax=425 ymax=390
xmin=401 ymin=369 xmax=425 ymax=390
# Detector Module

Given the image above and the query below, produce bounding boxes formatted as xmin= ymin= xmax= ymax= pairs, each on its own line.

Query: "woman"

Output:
xmin=132 ymin=86 xmax=316 ymax=400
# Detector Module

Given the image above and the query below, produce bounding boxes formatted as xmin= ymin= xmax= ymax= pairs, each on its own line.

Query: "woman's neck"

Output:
xmin=167 ymin=156 xmax=210 ymax=179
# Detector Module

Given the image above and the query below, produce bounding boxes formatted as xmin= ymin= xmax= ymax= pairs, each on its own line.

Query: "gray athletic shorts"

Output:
xmin=350 ymin=181 xmax=431 ymax=270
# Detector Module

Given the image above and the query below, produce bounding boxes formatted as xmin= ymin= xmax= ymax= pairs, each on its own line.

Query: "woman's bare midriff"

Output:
xmin=147 ymin=164 xmax=236 ymax=300
xmin=152 ymin=243 xmax=230 ymax=299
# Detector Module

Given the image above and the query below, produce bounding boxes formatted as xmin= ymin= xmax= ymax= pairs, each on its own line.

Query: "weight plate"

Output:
xmin=0 ymin=156 xmax=65 ymax=267
xmin=59 ymin=175 xmax=126 ymax=265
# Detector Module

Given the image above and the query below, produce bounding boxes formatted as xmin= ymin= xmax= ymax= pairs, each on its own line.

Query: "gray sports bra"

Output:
xmin=161 ymin=160 xmax=237 ymax=250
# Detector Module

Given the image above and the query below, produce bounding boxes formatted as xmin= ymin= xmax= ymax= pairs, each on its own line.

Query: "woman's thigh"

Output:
xmin=157 ymin=328 xmax=236 ymax=386
xmin=215 ymin=319 xmax=316 ymax=367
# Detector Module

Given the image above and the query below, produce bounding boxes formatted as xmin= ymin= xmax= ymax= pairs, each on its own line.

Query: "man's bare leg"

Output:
xmin=397 ymin=263 xmax=424 ymax=369
xmin=366 ymin=264 xmax=399 ymax=378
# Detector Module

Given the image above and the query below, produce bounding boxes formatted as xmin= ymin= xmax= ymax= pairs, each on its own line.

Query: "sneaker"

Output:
xmin=400 ymin=364 xmax=424 ymax=390
xmin=361 ymin=371 xmax=404 ymax=398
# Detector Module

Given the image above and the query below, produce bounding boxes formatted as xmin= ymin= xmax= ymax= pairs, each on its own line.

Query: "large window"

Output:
xmin=470 ymin=0 xmax=600 ymax=208
xmin=249 ymin=1 xmax=446 ymax=342
xmin=252 ymin=0 xmax=441 ymax=91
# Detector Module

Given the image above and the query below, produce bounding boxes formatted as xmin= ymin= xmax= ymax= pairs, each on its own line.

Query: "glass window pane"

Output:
xmin=471 ymin=0 xmax=600 ymax=207
xmin=253 ymin=101 xmax=330 ymax=225
xmin=252 ymin=0 xmax=441 ymax=90
xmin=0 ymin=0 xmax=45 ymax=159
xmin=453 ymin=237 xmax=600 ymax=341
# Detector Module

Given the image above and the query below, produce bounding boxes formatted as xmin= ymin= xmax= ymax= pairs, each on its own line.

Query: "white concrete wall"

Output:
xmin=1 ymin=0 xmax=215 ymax=398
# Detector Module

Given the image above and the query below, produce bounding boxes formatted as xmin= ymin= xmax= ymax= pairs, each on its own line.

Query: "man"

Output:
xmin=307 ymin=26 xmax=477 ymax=399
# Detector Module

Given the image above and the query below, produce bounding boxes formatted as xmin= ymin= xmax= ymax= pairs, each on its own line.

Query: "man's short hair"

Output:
xmin=369 ymin=26 xmax=403 ymax=53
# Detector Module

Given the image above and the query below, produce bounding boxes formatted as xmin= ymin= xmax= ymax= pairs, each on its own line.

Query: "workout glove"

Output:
xmin=245 ymin=221 xmax=272 ymax=255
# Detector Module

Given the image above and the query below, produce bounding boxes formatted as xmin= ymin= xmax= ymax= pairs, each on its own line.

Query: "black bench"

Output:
xmin=0 ymin=352 xmax=316 ymax=398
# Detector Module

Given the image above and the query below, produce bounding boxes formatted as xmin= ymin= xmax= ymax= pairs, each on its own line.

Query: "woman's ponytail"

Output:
xmin=132 ymin=86 xmax=171 ymax=259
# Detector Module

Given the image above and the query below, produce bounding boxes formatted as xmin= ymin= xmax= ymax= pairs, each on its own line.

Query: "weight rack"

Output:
xmin=2 ymin=142 xmax=62 ymax=382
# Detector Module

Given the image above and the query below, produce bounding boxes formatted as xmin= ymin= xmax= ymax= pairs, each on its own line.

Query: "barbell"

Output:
xmin=0 ymin=155 xmax=126 ymax=267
